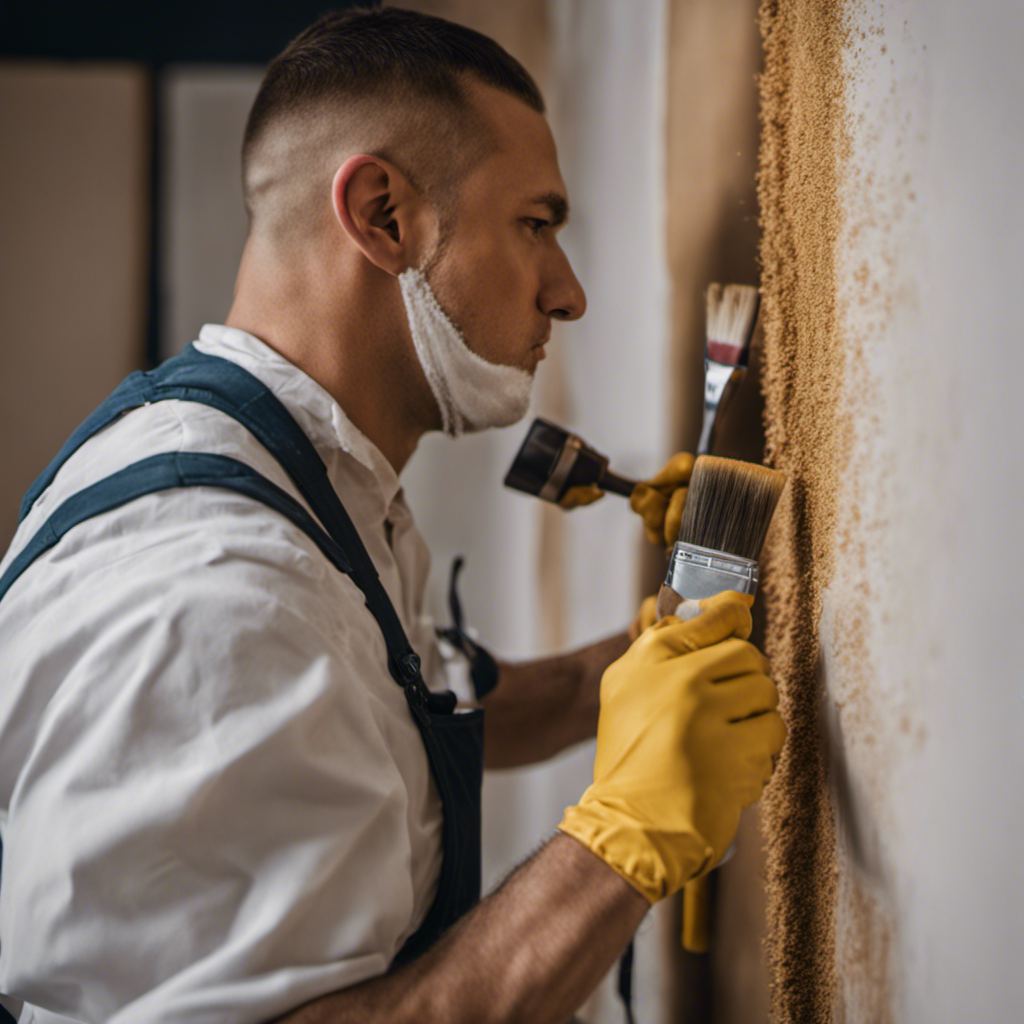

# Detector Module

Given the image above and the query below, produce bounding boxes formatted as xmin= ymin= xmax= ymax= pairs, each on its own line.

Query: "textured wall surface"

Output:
xmin=757 ymin=1 xmax=1024 ymax=1022
xmin=757 ymin=2 xmax=844 ymax=1018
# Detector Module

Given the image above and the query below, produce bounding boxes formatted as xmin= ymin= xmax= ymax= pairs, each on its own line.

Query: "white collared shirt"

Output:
xmin=0 ymin=325 xmax=460 ymax=1024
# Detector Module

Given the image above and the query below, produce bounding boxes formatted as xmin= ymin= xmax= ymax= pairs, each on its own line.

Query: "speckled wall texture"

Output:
xmin=757 ymin=1 xmax=844 ymax=1019
xmin=755 ymin=1 xmax=1024 ymax=1022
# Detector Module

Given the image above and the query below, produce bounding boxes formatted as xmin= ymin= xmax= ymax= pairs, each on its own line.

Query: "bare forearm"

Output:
xmin=482 ymin=632 xmax=629 ymax=768
xmin=274 ymin=833 xmax=648 ymax=1024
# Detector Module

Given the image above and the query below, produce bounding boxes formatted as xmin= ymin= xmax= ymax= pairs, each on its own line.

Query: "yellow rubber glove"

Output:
xmin=558 ymin=592 xmax=786 ymax=903
xmin=630 ymin=452 xmax=694 ymax=547
xmin=557 ymin=483 xmax=605 ymax=509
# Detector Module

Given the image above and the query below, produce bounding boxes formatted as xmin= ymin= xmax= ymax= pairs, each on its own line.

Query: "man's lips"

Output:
xmin=523 ymin=327 xmax=551 ymax=369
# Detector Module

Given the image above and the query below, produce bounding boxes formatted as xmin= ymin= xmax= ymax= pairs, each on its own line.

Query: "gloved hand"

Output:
xmin=557 ymin=483 xmax=605 ymax=509
xmin=630 ymin=452 xmax=694 ymax=547
xmin=558 ymin=591 xmax=786 ymax=903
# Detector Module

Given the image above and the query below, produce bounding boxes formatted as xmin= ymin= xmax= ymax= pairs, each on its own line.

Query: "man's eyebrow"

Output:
xmin=530 ymin=191 xmax=570 ymax=227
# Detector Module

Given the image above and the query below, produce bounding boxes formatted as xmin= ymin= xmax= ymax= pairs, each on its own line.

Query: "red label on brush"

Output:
xmin=707 ymin=340 xmax=745 ymax=366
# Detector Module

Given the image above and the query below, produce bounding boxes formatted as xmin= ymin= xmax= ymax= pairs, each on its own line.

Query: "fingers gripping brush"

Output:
xmin=503 ymin=284 xmax=769 ymax=960
xmin=657 ymin=456 xmax=786 ymax=954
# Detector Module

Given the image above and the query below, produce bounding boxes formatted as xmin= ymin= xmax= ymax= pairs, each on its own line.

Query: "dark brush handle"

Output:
xmin=600 ymin=469 xmax=638 ymax=498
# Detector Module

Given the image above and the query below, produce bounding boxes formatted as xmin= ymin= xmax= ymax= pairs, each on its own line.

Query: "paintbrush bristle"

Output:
xmin=677 ymin=455 xmax=786 ymax=561
xmin=706 ymin=283 xmax=760 ymax=365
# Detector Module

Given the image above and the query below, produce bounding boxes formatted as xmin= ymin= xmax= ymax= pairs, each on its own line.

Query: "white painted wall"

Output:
xmin=822 ymin=2 xmax=1024 ymax=1020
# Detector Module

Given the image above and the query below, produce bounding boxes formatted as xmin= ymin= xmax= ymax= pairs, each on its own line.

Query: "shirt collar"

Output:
xmin=195 ymin=324 xmax=404 ymax=512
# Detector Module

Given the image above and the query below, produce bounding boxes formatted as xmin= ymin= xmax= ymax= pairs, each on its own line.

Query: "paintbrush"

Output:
xmin=655 ymin=455 xmax=786 ymax=954
xmin=698 ymin=283 xmax=760 ymax=456
xmin=655 ymin=456 xmax=784 ymax=617
xmin=503 ymin=418 xmax=638 ymax=503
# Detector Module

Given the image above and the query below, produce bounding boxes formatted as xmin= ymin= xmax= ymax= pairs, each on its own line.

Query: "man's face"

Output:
xmin=420 ymin=82 xmax=587 ymax=374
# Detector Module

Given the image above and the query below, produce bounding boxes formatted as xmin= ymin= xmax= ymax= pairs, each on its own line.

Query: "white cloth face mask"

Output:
xmin=398 ymin=267 xmax=534 ymax=437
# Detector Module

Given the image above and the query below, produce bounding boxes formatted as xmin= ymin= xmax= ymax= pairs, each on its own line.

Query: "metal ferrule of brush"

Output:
xmin=663 ymin=541 xmax=759 ymax=600
xmin=697 ymin=360 xmax=746 ymax=455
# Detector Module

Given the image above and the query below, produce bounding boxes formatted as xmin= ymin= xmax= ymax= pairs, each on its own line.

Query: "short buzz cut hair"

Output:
xmin=241 ymin=6 xmax=545 ymax=241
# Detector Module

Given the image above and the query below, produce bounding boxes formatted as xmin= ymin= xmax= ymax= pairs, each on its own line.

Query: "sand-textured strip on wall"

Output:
xmin=757 ymin=0 xmax=850 ymax=1020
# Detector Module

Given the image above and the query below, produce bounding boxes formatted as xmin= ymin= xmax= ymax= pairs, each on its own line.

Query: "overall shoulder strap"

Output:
xmin=15 ymin=346 xmax=440 ymax=701
xmin=20 ymin=345 xmax=325 ymax=525
xmin=0 ymin=453 xmax=353 ymax=607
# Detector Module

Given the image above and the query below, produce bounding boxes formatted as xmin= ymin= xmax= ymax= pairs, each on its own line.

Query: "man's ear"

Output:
xmin=332 ymin=154 xmax=424 ymax=275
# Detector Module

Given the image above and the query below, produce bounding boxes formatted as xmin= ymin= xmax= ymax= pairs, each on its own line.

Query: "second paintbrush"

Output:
xmin=698 ymin=282 xmax=760 ymax=456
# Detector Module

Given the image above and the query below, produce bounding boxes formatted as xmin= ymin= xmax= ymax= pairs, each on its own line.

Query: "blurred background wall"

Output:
xmin=0 ymin=64 xmax=149 ymax=547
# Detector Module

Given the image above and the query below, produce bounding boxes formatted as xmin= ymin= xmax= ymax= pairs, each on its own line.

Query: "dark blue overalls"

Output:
xmin=0 ymin=345 xmax=493 ymax=1017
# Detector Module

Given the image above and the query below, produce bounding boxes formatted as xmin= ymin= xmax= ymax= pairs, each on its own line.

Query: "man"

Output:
xmin=0 ymin=9 xmax=784 ymax=1023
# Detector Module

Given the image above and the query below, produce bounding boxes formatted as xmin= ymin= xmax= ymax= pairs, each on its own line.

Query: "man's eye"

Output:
xmin=524 ymin=217 xmax=549 ymax=236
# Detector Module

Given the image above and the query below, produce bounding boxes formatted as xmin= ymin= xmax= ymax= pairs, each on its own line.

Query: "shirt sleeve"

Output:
xmin=0 ymin=489 xmax=439 ymax=1024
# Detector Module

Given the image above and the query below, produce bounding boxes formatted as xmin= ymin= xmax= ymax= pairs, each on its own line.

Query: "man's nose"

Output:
xmin=540 ymin=247 xmax=587 ymax=322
